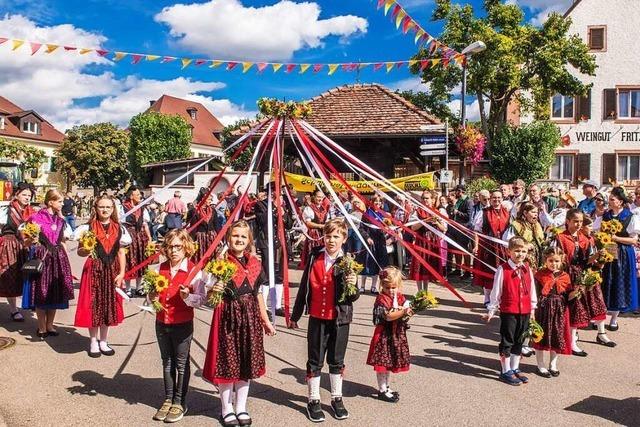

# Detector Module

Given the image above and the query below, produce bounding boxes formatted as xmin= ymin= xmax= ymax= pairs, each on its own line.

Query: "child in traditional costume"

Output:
xmin=120 ymin=185 xmax=151 ymax=297
xmin=186 ymin=194 xmax=217 ymax=263
xmin=366 ymin=266 xmax=411 ymax=403
xmin=409 ymin=190 xmax=446 ymax=292
xmin=289 ymin=218 xmax=359 ymax=422
xmin=203 ymin=220 xmax=275 ymax=427
xmin=485 ymin=236 xmax=537 ymax=386
xmin=74 ymin=195 xmax=131 ymax=357
xmin=300 ymin=189 xmax=329 ymax=269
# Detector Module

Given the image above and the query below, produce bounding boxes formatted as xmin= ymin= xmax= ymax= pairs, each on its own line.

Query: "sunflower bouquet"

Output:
xmin=574 ymin=268 xmax=603 ymax=299
xmin=79 ymin=230 xmax=98 ymax=258
xmin=144 ymin=242 xmax=158 ymax=258
xmin=336 ymin=253 xmax=364 ymax=303
xmin=522 ymin=319 xmax=544 ymax=343
xmin=204 ymin=258 xmax=237 ymax=307
xmin=141 ymin=269 xmax=169 ymax=312
xmin=595 ymin=226 xmax=618 ymax=261
xmin=22 ymin=222 xmax=41 ymax=243
xmin=600 ymin=219 xmax=623 ymax=235
xmin=404 ymin=289 xmax=438 ymax=320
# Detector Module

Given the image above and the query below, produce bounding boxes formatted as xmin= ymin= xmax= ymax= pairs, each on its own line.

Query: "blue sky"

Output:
xmin=0 ymin=0 xmax=572 ymax=130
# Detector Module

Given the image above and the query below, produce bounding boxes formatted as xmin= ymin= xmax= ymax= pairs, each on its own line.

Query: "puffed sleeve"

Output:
xmin=143 ymin=208 xmax=151 ymax=223
xmin=119 ymin=225 xmax=132 ymax=247
xmin=593 ymin=215 xmax=602 ymax=232
xmin=302 ymin=206 xmax=314 ymax=223
xmin=0 ymin=206 xmax=7 ymax=226
xmin=372 ymin=304 xmax=388 ymax=325
xmin=183 ymin=270 xmax=207 ymax=308
xmin=71 ymin=224 xmax=90 ymax=241
xmin=626 ymin=214 xmax=640 ymax=238
xmin=63 ymin=222 xmax=73 ymax=240
xmin=502 ymin=225 xmax=516 ymax=242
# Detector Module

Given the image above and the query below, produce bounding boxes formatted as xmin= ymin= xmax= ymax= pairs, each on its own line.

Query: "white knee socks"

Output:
xmin=329 ymin=374 xmax=343 ymax=399
xmin=89 ymin=327 xmax=99 ymax=353
xmin=308 ymin=376 xmax=321 ymax=401
xmin=235 ymin=381 xmax=250 ymax=415
xmin=99 ymin=326 xmax=111 ymax=352
xmin=610 ymin=311 xmax=620 ymax=327
xmin=376 ymin=372 xmax=388 ymax=392
xmin=359 ymin=276 xmax=367 ymax=291
xmin=371 ymin=276 xmax=379 ymax=292
xmin=535 ymin=351 xmax=547 ymax=372
xmin=549 ymin=351 xmax=559 ymax=371
xmin=499 ymin=355 xmax=512 ymax=374
xmin=571 ymin=328 xmax=583 ymax=352
xmin=219 ymin=383 xmax=234 ymax=416
xmin=275 ymin=284 xmax=283 ymax=310
xmin=510 ymin=355 xmax=521 ymax=371
xmin=483 ymin=288 xmax=491 ymax=304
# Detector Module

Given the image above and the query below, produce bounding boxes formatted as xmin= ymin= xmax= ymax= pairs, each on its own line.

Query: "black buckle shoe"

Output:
xmin=377 ymin=390 xmax=399 ymax=403
xmin=572 ymin=350 xmax=588 ymax=357
xmin=307 ymin=400 xmax=325 ymax=423
xmin=606 ymin=323 xmax=619 ymax=331
xmin=596 ymin=333 xmax=617 ymax=347
xmin=330 ymin=398 xmax=349 ymax=420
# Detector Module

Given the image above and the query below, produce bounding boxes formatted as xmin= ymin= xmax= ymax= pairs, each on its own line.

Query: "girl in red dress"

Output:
xmin=533 ymin=247 xmax=573 ymax=378
xmin=120 ymin=185 xmax=151 ymax=297
xmin=409 ymin=190 xmax=446 ymax=292
xmin=367 ymin=266 xmax=412 ymax=403
xmin=74 ymin=195 xmax=131 ymax=357
xmin=203 ymin=220 xmax=275 ymax=427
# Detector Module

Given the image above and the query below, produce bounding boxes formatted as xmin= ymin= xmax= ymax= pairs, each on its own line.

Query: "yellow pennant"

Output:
xmin=113 ymin=52 xmax=127 ymax=61
xmin=146 ymin=55 xmax=160 ymax=61
xmin=79 ymin=48 xmax=92 ymax=55
xmin=359 ymin=63 xmax=369 ymax=69
xmin=181 ymin=58 xmax=193 ymax=69
xmin=431 ymin=58 xmax=441 ymax=66
xmin=209 ymin=60 xmax=223 ymax=68
xmin=408 ymin=59 xmax=418 ymax=68
xmin=395 ymin=11 xmax=406 ymax=29
xmin=242 ymin=62 xmax=253 ymax=73
xmin=45 ymin=44 xmax=59 ymax=53
xmin=384 ymin=0 xmax=395 ymax=15
xmin=272 ymin=63 xmax=283 ymax=72
xmin=299 ymin=64 xmax=311 ymax=74
xmin=414 ymin=29 xmax=425 ymax=44
xmin=386 ymin=62 xmax=394 ymax=73
xmin=328 ymin=64 xmax=339 ymax=75
xmin=11 ymin=39 xmax=24 ymax=51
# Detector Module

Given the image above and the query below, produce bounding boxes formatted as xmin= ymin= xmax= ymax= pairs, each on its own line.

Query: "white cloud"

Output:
xmin=508 ymin=0 xmax=573 ymax=25
xmin=389 ymin=77 xmax=430 ymax=92
xmin=447 ymin=98 xmax=490 ymax=123
xmin=154 ymin=0 xmax=368 ymax=61
xmin=0 ymin=14 xmax=254 ymax=131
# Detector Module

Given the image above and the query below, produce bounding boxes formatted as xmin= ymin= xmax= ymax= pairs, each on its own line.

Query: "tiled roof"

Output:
xmin=305 ymin=83 xmax=440 ymax=137
xmin=0 ymin=96 xmax=65 ymax=144
xmin=146 ymin=94 xmax=224 ymax=148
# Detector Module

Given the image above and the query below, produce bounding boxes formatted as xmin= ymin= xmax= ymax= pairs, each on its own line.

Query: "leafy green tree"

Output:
xmin=128 ymin=111 xmax=192 ymax=184
xmin=221 ymin=118 xmax=255 ymax=170
xmin=466 ymin=176 xmax=499 ymax=196
xmin=56 ymin=123 xmax=130 ymax=194
xmin=489 ymin=120 xmax=560 ymax=184
xmin=0 ymin=138 xmax=47 ymax=179
xmin=409 ymin=0 xmax=597 ymax=141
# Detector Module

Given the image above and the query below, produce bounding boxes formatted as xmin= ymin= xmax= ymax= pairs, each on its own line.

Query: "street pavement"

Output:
xmin=0 ymin=242 xmax=639 ymax=426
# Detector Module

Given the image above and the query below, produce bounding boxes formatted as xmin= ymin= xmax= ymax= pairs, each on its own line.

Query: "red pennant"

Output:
xmin=131 ymin=54 xmax=143 ymax=64
xmin=391 ymin=4 xmax=401 ymax=18
xmin=63 ymin=46 xmax=77 ymax=51
xmin=429 ymin=41 xmax=437 ymax=55
xmin=373 ymin=63 xmax=384 ymax=71
xmin=442 ymin=58 xmax=450 ymax=67
xmin=257 ymin=63 xmax=268 ymax=73
xmin=420 ymin=59 xmax=430 ymax=70
xmin=161 ymin=56 xmax=176 ymax=63
xmin=312 ymin=64 xmax=323 ymax=73
xmin=402 ymin=16 xmax=412 ymax=34
xmin=30 ymin=42 xmax=42 ymax=55
xmin=396 ymin=61 xmax=405 ymax=68
xmin=195 ymin=59 xmax=207 ymax=66
xmin=377 ymin=0 xmax=385 ymax=8
xmin=226 ymin=61 xmax=238 ymax=70
xmin=0 ymin=38 xmax=7 ymax=45
xmin=285 ymin=63 xmax=296 ymax=73
xmin=95 ymin=49 xmax=109 ymax=57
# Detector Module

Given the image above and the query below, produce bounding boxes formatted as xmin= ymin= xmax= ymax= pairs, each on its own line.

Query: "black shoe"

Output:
xmin=46 ymin=330 xmax=59 ymax=337
xmin=220 ymin=413 xmax=239 ymax=427
xmin=275 ymin=308 xmax=285 ymax=317
xmin=330 ymin=398 xmax=349 ymax=420
xmin=520 ymin=348 xmax=535 ymax=357
xmin=36 ymin=331 xmax=48 ymax=340
xmin=535 ymin=368 xmax=551 ymax=378
xmin=549 ymin=369 xmax=560 ymax=377
xmin=590 ymin=323 xmax=598 ymax=330
xmin=235 ymin=411 xmax=252 ymax=426
xmin=596 ymin=333 xmax=617 ymax=347
xmin=377 ymin=390 xmax=399 ymax=403
xmin=306 ymin=400 xmax=325 ymax=423
xmin=607 ymin=323 xmax=619 ymax=331
xmin=88 ymin=349 xmax=101 ymax=358
xmin=99 ymin=343 xmax=116 ymax=356
xmin=572 ymin=350 xmax=588 ymax=357
xmin=461 ymin=272 xmax=472 ymax=280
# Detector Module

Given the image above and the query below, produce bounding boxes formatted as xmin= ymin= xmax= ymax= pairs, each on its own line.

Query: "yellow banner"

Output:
xmin=282 ymin=171 xmax=435 ymax=194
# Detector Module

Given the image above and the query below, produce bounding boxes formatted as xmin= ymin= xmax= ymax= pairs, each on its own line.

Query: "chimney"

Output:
xmin=149 ymin=100 xmax=155 ymax=107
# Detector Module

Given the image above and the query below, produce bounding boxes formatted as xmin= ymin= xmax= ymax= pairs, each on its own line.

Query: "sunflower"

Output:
xmin=144 ymin=242 xmax=158 ymax=258
xmin=154 ymin=275 xmax=170 ymax=293
xmin=23 ymin=222 xmax=41 ymax=240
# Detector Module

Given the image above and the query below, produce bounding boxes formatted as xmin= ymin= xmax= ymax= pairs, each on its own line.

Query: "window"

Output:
xmin=577 ymin=89 xmax=591 ymax=121
xmin=21 ymin=121 xmax=38 ymax=134
xmin=187 ymin=108 xmax=197 ymax=120
xmin=551 ymin=94 xmax=574 ymax=120
xmin=50 ymin=156 xmax=57 ymax=173
xmin=617 ymin=155 xmax=640 ymax=181
xmin=588 ymin=26 xmax=606 ymax=51
xmin=550 ymin=154 xmax=574 ymax=181
xmin=603 ymin=89 xmax=617 ymax=120
xmin=618 ymin=89 xmax=640 ymax=119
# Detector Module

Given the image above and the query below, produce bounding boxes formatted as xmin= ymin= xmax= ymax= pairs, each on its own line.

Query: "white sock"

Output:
xmin=596 ymin=321 xmax=612 ymax=343
xmin=549 ymin=351 xmax=559 ymax=371
xmin=371 ymin=276 xmax=379 ymax=292
xmin=99 ymin=340 xmax=112 ymax=352
xmin=308 ymin=376 xmax=321 ymax=401
xmin=376 ymin=372 xmax=387 ymax=392
xmin=483 ymin=288 xmax=491 ymax=303
xmin=510 ymin=355 xmax=521 ymax=371
xmin=610 ymin=311 xmax=620 ymax=326
xmin=359 ymin=275 xmax=367 ymax=291
xmin=275 ymin=284 xmax=283 ymax=310
xmin=234 ymin=381 xmax=250 ymax=417
xmin=89 ymin=335 xmax=99 ymax=353
xmin=384 ymin=373 xmax=394 ymax=393
xmin=535 ymin=351 xmax=547 ymax=371
xmin=571 ymin=328 xmax=583 ymax=352
xmin=500 ymin=355 xmax=511 ymax=373
xmin=219 ymin=383 xmax=234 ymax=416
xmin=329 ymin=373 xmax=343 ymax=399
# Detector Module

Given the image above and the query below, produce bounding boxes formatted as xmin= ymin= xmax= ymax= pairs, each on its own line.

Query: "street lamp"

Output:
xmin=458 ymin=40 xmax=486 ymax=184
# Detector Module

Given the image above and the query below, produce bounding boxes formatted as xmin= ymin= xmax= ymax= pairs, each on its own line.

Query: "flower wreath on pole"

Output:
xmin=455 ymin=126 xmax=486 ymax=166
xmin=257 ymin=98 xmax=312 ymax=119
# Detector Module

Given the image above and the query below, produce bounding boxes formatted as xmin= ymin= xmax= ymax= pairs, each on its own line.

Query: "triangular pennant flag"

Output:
xmin=358 ymin=63 xmax=369 ymax=70
xmin=0 ymin=38 xmax=7 ymax=45
xmin=299 ymin=64 xmax=311 ymax=74
xmin=414 ymin=29 xmax=425 ymax=44
xmin=11 ymin=40 xmax=24 ymax=51
xmin=431 ymin=58 xmax=441 ymax=66
xmin=285 ymin=64 xmax=296 ymax=73
xmin=181 ymin=58 xmax=193 ymax=69
xmin=45 ymin=44 xmax=59 ymax=53
xmin=131 ymin=54 xmax=143 ymax=64
xmin=146 ymin=55 xmax=160 ymax=61
xmin=395 ymin=10 xmax=406 ymax=29
xmin=209 ymin=60 xmax=222 ymax=68
xmin=226 ymin=61 xmax=238 ymax=70
xmin=429 ymin=41 xmax=438 ymax=55
xmin=384 ymin=0 xmax=395 ymax=16
xmin=242 ymin=62 xmax=253 ymax=73
xmin=408 ymin=59 xmax=418 ymax=68
xmin=385 ymin=62 xmax=394 ymax=73
xmin=272 ymin=63 xmax=283 ymax=72
xmin=422 ymin=34 xmax=434 ymax=46
xmin=195 ymin=59 xmax=207 ymax=66
xmin=420 ymin=59 xmax=430 ymax=70
xmin=328 ymin=64 xmax=339 ymax=75
xmin=391 ymin=4 xmax=401 ymax=18
xmin=63 ymin=46 xmax=77 ymax=51
xmin=257 ymin=63 xmax=268 ymax=73
xmin=113 ymin=52 xmax=127 ymax=61
xmin=396 ymin=61 xmax=405 ymax=69
xmin=312 ymin=64 xmax=323 ymax=73
xmin=442 ymin=57 xmax=450 ymax=68
xmin=341 ymin=64 xmax=350 ymax=72
xmin=402 ymin=16 xmax=414 ymax=34
xmin=373 ymin=63 xmax=384 ymax=72
xmin=79 ymin=48 xmax=92 ymax=55
xmin=161 ymin=56 xmax=176 ymax=63
xmin=349 ymin=63 xmax=359 ymax=71
xmin=377 ymin=0 xmax=385 ymax=9
xmin=30 ymin=42 xmax=42 ymax=55
xmin=96 ymin=49 xmax=109 ymax=57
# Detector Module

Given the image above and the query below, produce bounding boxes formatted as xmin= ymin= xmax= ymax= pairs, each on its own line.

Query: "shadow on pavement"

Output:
xmin=564 ymin=395 xmax=640 ymax=426
xmin=423 ymin=333 xmax=498 ymax=354
xmin=279 ymin=367 xmax=379 ymax=399
xmin=412 ymin=348 xmax=499 ymax=380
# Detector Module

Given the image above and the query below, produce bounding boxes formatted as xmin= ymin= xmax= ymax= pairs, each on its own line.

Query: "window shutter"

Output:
xmin=602 ymin=153 xmax=616 ymax=186
xmin=577 ymin=153 xmax=591 ymax=182
xmin=577 ymin=89 xmax=591 ymax=120
xmin=603 ymin=89 xmax=617 ymax=120
xmin=589 ymin=28 xmax=605 ymax=50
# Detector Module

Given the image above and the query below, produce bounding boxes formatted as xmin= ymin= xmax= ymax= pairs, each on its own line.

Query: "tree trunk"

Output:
xmin=477 ymin=93 xmax=489 ymax=138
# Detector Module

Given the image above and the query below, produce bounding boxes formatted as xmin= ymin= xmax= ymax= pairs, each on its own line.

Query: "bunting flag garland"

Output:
xmin=0 ymin=35 xmax=465 ymax=76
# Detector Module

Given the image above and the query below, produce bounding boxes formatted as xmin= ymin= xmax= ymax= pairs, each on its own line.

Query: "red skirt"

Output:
xmin=75 ymin=258 xmax=124 ymax=328
xmin=0 ymin=234 xmax=26 ymax=297
xmin=532 ymin=294 xmax=572 ymax=355
xmin=192 ymin=230 xmax=216 ymax=263
xmin=203 ymin=294 xmax=266 ymax=384
xmin=409 ymin=231 xmax=442 ymax=282
xmin=367 ymin=321 xmax=410 ymax=373
xmin=585 ymin=285 xmax=607 ymax=321
xmin=299 ymin=229 xmax=323 ymax=269
xmin=125 ymin=226 xmax=149 ymax=279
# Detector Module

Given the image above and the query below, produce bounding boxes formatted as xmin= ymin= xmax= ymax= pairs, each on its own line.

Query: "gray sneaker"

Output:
xmin=152 ymin=400 xmax=172 ymax=421
xmin=164 ymin=404 xmax=187 ymax=423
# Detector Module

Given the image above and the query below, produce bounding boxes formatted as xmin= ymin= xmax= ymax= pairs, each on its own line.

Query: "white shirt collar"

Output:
xmin=170 ymin=258 xmax=190 ymax=273
xmin=324 ymin=248 xmax=343 ymax=271
xmin=507 ymin=259 xmax=524 ymax=269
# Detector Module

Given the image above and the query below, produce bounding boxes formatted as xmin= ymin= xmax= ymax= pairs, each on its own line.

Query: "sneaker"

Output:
xmin=152 ymin=400 xmax=172 ymax=421
xmin=499 ymin=370 xmax=521 ymax=386
xmin=330 ymin=398 xmax=349 ymax=420
xmin=306 ymin=400 xmax=325 ymax=423
xmin=513 ymin=369 xmax=529 ymax=384
xmin=164 ymin=404 xmax=186 ymax=423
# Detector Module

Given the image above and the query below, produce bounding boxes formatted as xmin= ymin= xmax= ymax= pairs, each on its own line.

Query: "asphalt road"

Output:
xmin=0 ymin=242 xmax=639 ymax=426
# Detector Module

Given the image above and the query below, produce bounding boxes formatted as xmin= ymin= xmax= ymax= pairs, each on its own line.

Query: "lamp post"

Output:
xmin=458 ymin=40 xmax=486 ymax=184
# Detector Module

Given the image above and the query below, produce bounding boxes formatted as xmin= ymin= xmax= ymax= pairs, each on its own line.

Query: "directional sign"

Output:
xmin=439 ymin=169 xmax=453 ymax=184
xmin=420 ymin=143 xmax=446 ymax=150
xmin=420 ymin=135 xmax=447 ymax=144
xmin=420 ymin=150 xmax=446 ymax=156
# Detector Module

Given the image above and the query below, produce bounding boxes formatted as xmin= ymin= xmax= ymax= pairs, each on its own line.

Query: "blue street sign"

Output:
xmin=420 ymin=135 xmax=447 ymax=144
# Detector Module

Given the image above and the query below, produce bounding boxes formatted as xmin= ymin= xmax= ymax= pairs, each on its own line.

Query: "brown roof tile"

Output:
xmin=0 ymin=95 xmax=65 ymax=144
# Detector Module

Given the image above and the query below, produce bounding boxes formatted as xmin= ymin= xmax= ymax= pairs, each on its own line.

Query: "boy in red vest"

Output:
xmin=289 ymin=218 xmax=358 ymax=423
xmin=484 ymin=236 xmax=538 ymax=386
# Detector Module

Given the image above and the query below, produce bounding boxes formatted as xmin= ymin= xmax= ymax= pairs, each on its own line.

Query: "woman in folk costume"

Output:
xmin=74 ymin=195 xmax=132 ymax=357
xmin=203 ymin=220 xmax=275 ymax=427
xmin=22 ymin=189 xmax=74 ymax=339
xmin=357 ymin=195 xmax=391 ymax=294
xmin=300 ymin=189 xmax=329 ymax=269
xmin=555 ymin=209 xmax=612 ymax=356
xmin=186 ymin=191 xmax=217 ymax=263
xmin=0 ymin=183 xmax=34 ymax=322
xmin=472 ymin=189 xmax=510 ymax=305
xmin=120 ymin=185 xmax=151 ymax=297
xmin=503 ymin=202 xmax=545 ymax=270
xmin=409 ymin=190 xmax=446 ymax=292
xmin=596 ymin=186 xmax=640 ymax=332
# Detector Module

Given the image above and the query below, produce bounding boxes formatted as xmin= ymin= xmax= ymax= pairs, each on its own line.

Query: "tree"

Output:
xmin=128 ymin=111 xmax=192 ymax=184
xmin=409 ymin=0 xmax=597 ymax=141
xmin=0 ymin=138 xmax=47 ymax=179
xmin=56 ymin=123 xmax=131 ymax=194
xmin=221 ymin=118 xmax=255 ymax=170
xmin=489 ymin=120 xmax=560 ymax=184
